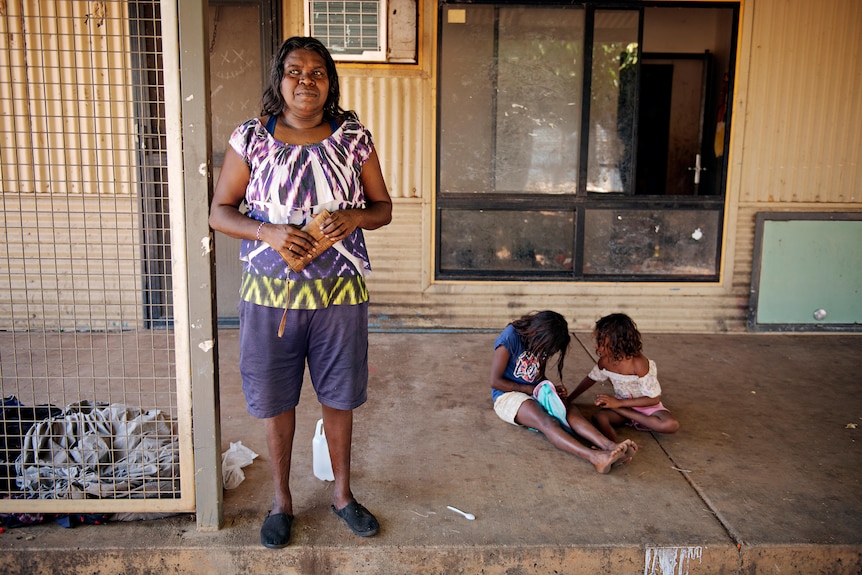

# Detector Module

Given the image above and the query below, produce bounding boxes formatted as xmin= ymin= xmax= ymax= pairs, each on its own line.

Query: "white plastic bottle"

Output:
xmin=312 ymin=418 xmax=335 ymax=481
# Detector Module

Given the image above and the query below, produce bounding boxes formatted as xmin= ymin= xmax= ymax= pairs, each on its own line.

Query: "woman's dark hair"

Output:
xmin=594 ymin=313 xmax=642 ymax=362
xmin=261 ymin=36 xmax=357 ymax=121
xmin=510 ymin=310 xmax=571 ymax=382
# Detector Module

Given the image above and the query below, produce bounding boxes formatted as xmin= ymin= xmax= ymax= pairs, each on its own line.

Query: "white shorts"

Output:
xmin=493 ymin=391 xmax=533 ymax=426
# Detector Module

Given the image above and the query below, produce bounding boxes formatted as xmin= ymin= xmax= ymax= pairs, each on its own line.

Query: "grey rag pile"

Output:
xmin=15 ymin=401 xmax=179 ymax=499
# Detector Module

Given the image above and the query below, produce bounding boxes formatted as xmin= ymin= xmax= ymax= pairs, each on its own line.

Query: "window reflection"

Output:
xmin=436 ymin=2 xmax=737 ymax=281
xmin=439 ymin=210 xmax=574 ymax=272
xmin=587 ymin=10 xmax=639 ymax=194
xmin=439 ymin=5 xmax=584 ymax=195
xmin=495 ymin=7 xmax=584 ymax=193
xmin=583 ymin=209 xmax=720 ymax=276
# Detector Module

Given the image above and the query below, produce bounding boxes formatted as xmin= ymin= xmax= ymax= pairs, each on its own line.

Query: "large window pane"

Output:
xmin=639 ymin=6 xmax=736 ymax=196
xmin=583 ymin=208 xmax=720 ymax=277
xmin=495 ymin=7 xmax=583 ymax=193
xmin=586 ymin=10 xmax=639 ymax=193
xmin=439 ymin=210 xmax=574 ymax=272
xmin=439 ymin=6 xmax=584 ymax=195
xmin=438 ymin=5 xmax=495 ymax=194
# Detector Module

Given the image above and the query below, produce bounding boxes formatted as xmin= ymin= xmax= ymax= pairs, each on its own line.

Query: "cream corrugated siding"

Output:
xmin=0 ymin=1 xmax=140 ymax=330
xmin=1 ymin=195 xmax=142 ymax=331
xmin=0 ymin=2 xmax=29 ymax=190
xmin=741 ymin=0 xmax=862 ymax=204
xmin=340 ymin=74 xmax=424 ymax=199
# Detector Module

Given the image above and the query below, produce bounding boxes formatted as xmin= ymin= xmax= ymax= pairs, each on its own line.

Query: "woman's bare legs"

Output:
xmin=322 ymin=405 xmax=355 ymax=510
xmin=264 ymin=409 xmax=296 ymax=516
xmin=515 ymin=400 xmax=632 ymax=474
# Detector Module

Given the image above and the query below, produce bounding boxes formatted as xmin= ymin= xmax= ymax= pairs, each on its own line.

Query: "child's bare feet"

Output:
xmin=613 ymin=439 xmax=638 ymax=466
xmin=591 ymin=442 xmax=629 ymax=474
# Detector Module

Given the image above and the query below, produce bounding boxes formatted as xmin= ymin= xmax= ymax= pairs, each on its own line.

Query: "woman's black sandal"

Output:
xmin=331 ymin=501 xmax=379 ymax=537
xmin=260 ymin=512 xmax=294 ymax=548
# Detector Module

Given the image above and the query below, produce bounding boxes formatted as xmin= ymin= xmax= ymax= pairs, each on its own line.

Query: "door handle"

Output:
xmin=687 ymin=154 xmax=706 ymax=184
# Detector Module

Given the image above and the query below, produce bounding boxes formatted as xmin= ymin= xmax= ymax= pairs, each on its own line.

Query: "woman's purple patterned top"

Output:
xmin=228 ymin=116 xmax=374 ymax=309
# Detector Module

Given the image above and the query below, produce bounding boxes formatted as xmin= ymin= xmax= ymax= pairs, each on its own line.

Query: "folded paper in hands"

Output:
xmin=277 ymin=210 xmax=336 ymax=273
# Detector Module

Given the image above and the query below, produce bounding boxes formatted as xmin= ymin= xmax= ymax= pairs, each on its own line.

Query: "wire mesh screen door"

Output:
xmin=0 ymin=1 xmax=195 ymax=515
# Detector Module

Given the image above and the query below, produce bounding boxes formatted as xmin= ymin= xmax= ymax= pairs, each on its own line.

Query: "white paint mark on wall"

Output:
xmin=198 ymin=163 xmax=207 ymax=177
xmin=645 ymin=546 xmax=703 ymax=575
xmin=201 ymin=235 xmax=212 ymax=255
xmin=198 ymin=340 xmax=214 ymax=353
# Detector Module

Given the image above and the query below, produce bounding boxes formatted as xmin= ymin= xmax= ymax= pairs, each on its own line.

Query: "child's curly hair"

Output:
xmin=594 ymin=313 xmax=642 ymax=362
xmin=511 ymin=310 xmax=571 ymax=382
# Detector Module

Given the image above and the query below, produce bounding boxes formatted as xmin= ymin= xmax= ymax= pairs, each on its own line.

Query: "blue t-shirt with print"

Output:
xmin=492 ymin=324 xmax=541 ymax=402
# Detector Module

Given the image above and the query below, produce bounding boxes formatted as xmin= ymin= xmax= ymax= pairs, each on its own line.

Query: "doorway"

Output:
xmin=636 ymin=53 xmax=711 ymax=196
xmin=208 ymin=0 xmax=279 ymax=325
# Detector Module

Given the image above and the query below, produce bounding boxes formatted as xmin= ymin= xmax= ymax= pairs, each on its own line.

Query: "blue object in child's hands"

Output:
xmin=532 ymin=380 xmax=571 ymax=430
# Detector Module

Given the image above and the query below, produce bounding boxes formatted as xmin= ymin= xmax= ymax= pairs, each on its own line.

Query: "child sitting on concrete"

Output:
xmin=568 ymin=313 xmax=680 ymax=442
xmin=490 ymin=310 xmax=636 ymax=473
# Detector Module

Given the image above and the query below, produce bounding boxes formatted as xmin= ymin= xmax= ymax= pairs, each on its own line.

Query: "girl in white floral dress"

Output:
xmin=568 ymin=313 xmax=680 ymax=442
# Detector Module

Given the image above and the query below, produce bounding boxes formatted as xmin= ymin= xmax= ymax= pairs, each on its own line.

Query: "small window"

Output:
xmin=306 ymin=0 xmax=387 ymax=61
xmin=305 ymin=0 xmax=419 ymax=63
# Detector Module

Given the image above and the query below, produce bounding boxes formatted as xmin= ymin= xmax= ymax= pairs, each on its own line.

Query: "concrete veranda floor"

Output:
xmin=1 ymin=330 xmax=861 ymax=574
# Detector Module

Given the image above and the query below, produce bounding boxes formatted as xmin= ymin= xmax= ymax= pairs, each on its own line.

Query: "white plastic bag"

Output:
xmin=312 ymin=419 xmax=335 ymax=481
xmin=221 ymin=441 xmax=259 ymax=490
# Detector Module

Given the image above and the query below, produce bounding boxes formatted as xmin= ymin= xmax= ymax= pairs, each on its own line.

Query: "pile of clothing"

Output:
xmin=1 ymin=396 xmax=180 ymax=527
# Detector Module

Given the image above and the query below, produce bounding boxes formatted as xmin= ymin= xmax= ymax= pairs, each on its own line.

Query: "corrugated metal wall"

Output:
xmin=341 ymin=74 xmax=426 ymax=200
xmin=727 ymin=0 xmax=862 ymax=332
xmin=739 ymin=0 xmax=861 ymax=204
xmin=0 ymin=0 xmax=141 ymax=330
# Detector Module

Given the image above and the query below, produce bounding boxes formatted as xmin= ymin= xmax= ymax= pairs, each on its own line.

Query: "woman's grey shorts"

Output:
xmin=238 ymin=300 xmax=369 ymax=418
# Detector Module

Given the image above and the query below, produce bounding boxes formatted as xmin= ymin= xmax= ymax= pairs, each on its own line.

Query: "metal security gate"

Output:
xmin=0 ymin=1 xmax=211 ymax=520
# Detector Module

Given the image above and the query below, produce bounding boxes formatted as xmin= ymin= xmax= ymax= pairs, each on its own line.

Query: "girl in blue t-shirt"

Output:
xmin=490 ymin=310 xmax=637 ymax=473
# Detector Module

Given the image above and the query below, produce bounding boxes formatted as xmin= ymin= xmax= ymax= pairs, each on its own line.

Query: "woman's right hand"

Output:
xmin=259 ymin=223 xmax=318 ymax=259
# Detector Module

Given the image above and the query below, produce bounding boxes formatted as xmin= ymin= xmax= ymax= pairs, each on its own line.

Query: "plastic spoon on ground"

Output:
xmin=447 ymin=505 xmax=475 ymax=520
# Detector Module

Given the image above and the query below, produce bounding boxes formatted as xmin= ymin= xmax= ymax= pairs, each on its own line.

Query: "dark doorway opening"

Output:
xmin=636 ymin=53 xmax=711 ymax=196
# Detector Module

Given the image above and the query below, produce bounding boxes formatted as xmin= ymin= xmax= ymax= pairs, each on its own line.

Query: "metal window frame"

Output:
xmin=434 ymin=0 xmax=740 ymax=282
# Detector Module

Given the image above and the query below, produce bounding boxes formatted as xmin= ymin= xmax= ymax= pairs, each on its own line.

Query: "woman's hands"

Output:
xmin=319 ymin=209 xmax=362 ymax=243
xmin=258 ymin=209 xmax=365 ymax=260
xmin=258 ymin=222 xmax=319 ymax=258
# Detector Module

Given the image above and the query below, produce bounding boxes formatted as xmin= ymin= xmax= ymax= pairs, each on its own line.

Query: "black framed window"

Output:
xmin=436 ymin=1 xmax=738 ymax=281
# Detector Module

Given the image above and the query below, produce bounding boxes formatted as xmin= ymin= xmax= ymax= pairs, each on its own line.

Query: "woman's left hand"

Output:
xmin=555 ymin=384 xmax=568 ymax=401
xmin=320 ymin=209 xmax=362 ymax=242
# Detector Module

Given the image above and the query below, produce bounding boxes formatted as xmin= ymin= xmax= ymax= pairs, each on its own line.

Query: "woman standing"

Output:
xmin=209 ymin=36 xmax=392 ymax=548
